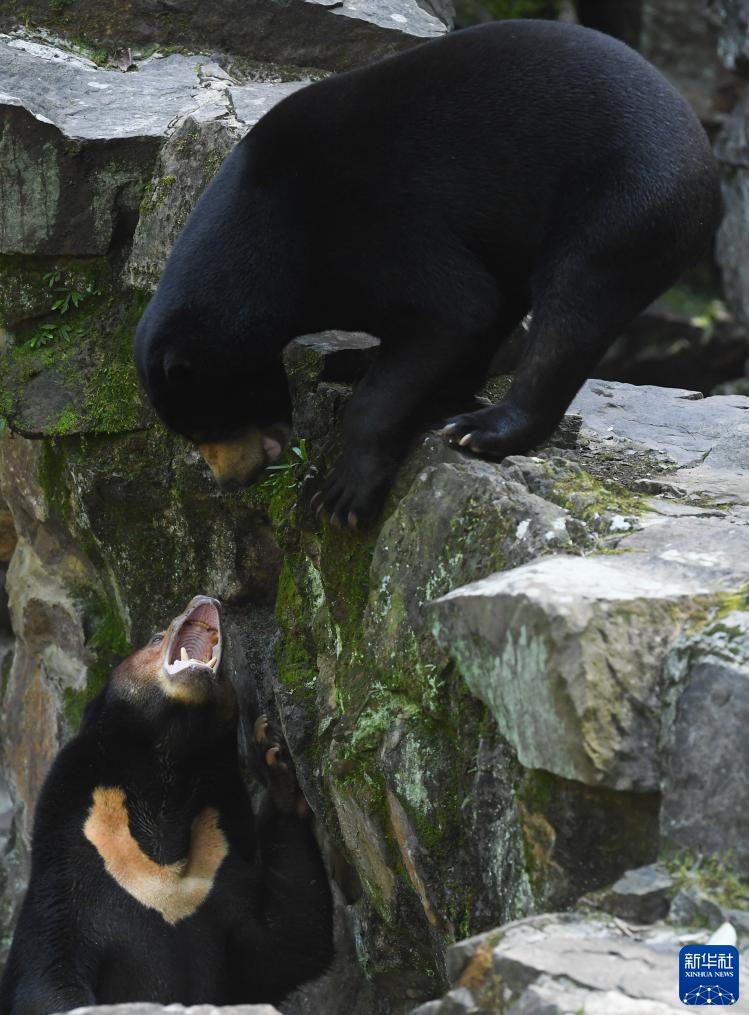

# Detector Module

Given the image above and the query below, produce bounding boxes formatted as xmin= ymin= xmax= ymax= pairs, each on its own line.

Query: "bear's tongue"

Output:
xmin=169 ymin=603 xmax=220 ymax=671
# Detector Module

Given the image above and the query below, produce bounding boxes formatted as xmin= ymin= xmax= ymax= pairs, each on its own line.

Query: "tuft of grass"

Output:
xmin=259 ymin=439 xmax=309 ymax=496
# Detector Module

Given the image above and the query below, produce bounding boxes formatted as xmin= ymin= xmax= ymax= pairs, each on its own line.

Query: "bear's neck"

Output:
xmin=98 ymin=737 xmax=237 ymax=866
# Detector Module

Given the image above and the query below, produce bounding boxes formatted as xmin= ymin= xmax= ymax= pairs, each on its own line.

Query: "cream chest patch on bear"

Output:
xmin=83 ymin=786 xmax=228 ymax=925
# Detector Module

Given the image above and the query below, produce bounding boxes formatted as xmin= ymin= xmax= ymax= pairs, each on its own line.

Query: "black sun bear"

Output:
xmin=0 ymin=596 xmax=333 ymax=1015
xmin=134 ymin=19 xmax=721 ymax=529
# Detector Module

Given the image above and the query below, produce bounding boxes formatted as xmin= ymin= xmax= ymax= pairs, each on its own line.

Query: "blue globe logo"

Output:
xmin=683 ymin=984 xmax=737 ymax=1006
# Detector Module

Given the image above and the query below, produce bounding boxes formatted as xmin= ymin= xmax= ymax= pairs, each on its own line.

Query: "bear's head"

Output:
xmin=92 ymin=596 xmax=237 ymax=745
xmin=134 ymin=279 xmax=293 ymax=491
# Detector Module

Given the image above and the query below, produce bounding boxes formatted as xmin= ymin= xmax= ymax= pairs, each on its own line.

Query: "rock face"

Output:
xmin=0 ymin=31 xmax=309 ymax=259
xmin=712 ymin=1 xmax=749 ymax=338
xmin=65 ymin=1007 xmax=281 ymax=1014
xmin=412 ymin=912 xmax=749 ymax=1013
xmin=0 ymin=0 xmax=447 ymax=74
xmin=660 ymin=612 xmax=749 ymax=871
xmin=641 ymin=0 xmax=731 ymax=128
xmin=710 ymin=0 xmax=749 ymax=77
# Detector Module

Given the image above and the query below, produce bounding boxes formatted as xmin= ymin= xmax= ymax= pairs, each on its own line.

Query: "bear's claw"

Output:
xmin=442 ymin=402 xmax=551 ymax=460
xmin=254 ymin=715 xmax=270 ymax=744
xmin=302 ymin=453 xmax=395 ymax=531
xmin=251 ymin=714 xmax=310 ymax=817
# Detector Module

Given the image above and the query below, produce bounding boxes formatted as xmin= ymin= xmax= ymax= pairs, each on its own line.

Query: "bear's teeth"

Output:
xmin=180 ymin=647 xmax=189 ymax=662
xmin=208 ymin=656 xmax=219 ymax=670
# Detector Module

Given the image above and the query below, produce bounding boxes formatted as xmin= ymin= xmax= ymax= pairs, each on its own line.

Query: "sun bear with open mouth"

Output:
xmin=0 ymin=596 xmax=333 ymax=1015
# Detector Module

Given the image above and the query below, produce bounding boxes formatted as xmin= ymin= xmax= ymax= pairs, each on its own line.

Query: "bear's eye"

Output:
xmin=149 ymin=632 xmax=165 ymax=646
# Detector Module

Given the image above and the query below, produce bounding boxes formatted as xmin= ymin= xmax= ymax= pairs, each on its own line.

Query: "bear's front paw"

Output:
xmin=307 ymin=453 xmax=396 ymax=530
xmin=440 ymin=402 xmax=553 ymax=460
xmin=253 ymin=715 xmax=310 ymax=818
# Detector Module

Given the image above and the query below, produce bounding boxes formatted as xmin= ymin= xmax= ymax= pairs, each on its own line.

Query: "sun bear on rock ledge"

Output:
xmin=0 ymin=596 xmax=333 ymax=1015
xmin=135 ymin=19 xmax=721 ymax=530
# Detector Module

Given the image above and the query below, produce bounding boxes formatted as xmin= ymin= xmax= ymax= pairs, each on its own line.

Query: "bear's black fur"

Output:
xmin=135 ymin=19 xmax=721 ymax=528
xmin=0 ymin=597 xmax=332 ymax=1015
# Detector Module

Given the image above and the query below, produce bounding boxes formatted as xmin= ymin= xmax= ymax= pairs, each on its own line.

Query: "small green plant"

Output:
xmin=43 ymin=269 xmax=101 ymax=313
xmin=23 ymin=272 xmax=102 ymax=349
xmin=25 ymin=321 xmax=83 ymax=349
xmin=259 ymin=439 xmax=309 ymax=495
xmin=664 ymin=849 xmax=749 ymax=910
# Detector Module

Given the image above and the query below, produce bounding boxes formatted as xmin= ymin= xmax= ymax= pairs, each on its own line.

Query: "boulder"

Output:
xmin=64 ymin=1007 xmax=280 ymax=1014
xmin=430 ymin=381 xmax=749 ymax=794
xmin=413 ymin=912 xmax=739 ymax=1014
xmin=0 ymin=0 xmax=447 ymax=74
xmin=0 ymin=33 xmax=310 ymax=260
xmin=709 ymin=0 xmax=749 ymax=78
xmin=660 ymin=612 xmax=749 ymax=872
xmin=592 ymin=864 xmax=674 ymax=924
xmin=0 ymin=33 xmax=310 ymax=435
xmin=640 ymin=0 xmax=731 ymax=128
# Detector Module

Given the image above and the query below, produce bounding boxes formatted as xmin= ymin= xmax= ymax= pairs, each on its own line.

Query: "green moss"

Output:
xmin=477 ymin=0 xmax=556 ymax=16
xmin=454 ymin=0 xmax=558 ymax=26
xmin=47 ymin=405 xmax=80 ymax=437
xmin=478 ymin=373 xmax=512 ymax=403
xmin=661 ymin=275 xmax=725 ymax=322
xmin=1 ymin=257 xmax=149 ymax=437
xmin=663 ymin=849 xmax=749 ymax=910
xmin=517 ymin=769 xmax=660 ymax=910
xmin=711 ymin=583 xmax=749 ymax=621
xmin=38 ymin=438 xmax=74 ymax=528
xmin=275 ymin=559 xmax=318 ymax=702
xmin=0 ymin=647 xmax=12 ymax=706
xmin=174 ymin=129 xmax=201 ymax=156
xmin=549 ymin=461 xmax=647 ymax=520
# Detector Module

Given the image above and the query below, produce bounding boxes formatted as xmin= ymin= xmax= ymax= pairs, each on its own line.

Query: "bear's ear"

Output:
xmin=163 ymin=349 xmax=194 ymax=387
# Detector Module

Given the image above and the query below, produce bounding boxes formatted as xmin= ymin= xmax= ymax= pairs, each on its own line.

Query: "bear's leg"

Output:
xmin=312 ymin=301 xmax=524 ymax=528
xmin=442 ymin=246 xmax=686 ymax=459
xmin=240 ymin=717 xmax=334 ymax=1001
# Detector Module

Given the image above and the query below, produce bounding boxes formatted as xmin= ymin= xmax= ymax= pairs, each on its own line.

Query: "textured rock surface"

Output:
xmin=0 ymin=0 xmax=446 ymax=74
xmin=592 ymin=864 xmax=674 ymax=924
xmin=641 ymin=0 xmax=731 ymax=127
xmin=64 ymin=1007 xmax=281 ymax=1014
xmin=660 ymin=612 xmax=749 ymax=872
xmin=413 ymin=913 xmax=749 ymax=1014
xmin=711 ymin=0 xmax=749 ymax=337
xmin=0 ymin=33 xmax=310 ymax=436
xmin=431 ymin=381 xmax=749 ymax=800
xmin=716 ymin=95 xmax=749 ymax=330
xmin=0 ymin=34 xmax=308 ymax=259
xmin=709 ymin=0 xmax=749 ymax=77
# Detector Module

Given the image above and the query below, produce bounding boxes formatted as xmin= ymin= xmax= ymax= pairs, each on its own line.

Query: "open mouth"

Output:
xmin=164 ymin=596 xmax=222 ymax=678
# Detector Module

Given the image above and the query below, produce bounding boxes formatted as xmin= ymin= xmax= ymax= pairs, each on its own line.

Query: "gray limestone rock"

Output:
xmin=596 ymin=864 xmax=674 ymax=924
xmin=640 ymin=0 xmax=729 ymax=127
xmin=716 ymin=93 xmax=749 ymax=328
xmin=0 ymin=34 xmax=311 ymax=260
xmin=126 ymin=70 xmax=308 ymax=289
xmin=570 ymin=379 xmax=749 ymax=503
xmin=0 ymin=0 xmax=446 ymax=74
xmin=63 ymin=1007 xmax=281 ymax=1014
xmin=669 ymin=887 xmax=727 ymax=928
xmin=660 ymin=612 xmax=749 ymax=874
xmin=423 ymin=912 xmax=749 ymax=1014
xmin=709 ymin=0 xmax=749 ymax=77
xmin=429 ymin=517 xmax=749 ymax=791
